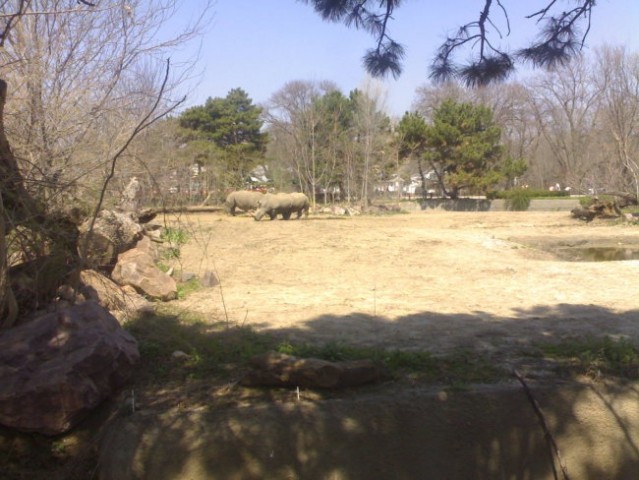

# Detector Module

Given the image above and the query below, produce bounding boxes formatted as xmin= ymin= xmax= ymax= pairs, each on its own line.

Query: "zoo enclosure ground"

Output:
xmin=173 ymin=210 xmax=639 ymax=364
xmin=4 ymin=210 xmax=639 ymax=480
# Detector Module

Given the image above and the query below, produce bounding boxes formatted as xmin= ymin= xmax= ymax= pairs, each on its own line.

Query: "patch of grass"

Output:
xmin=491 ymin=188 xmax=570 ymax=200
xmin=538 ymin=336 xmax=639 ymax=379
xmin=126 ymin=307 xmax=275 ymax=382
xmin=177 ymin=277 xmax=201 ymax=299
xmin=621 ymin=206 xmax=639 ymax=216
xmin=276 ymin=342 xmax=507 ymax=385
xmin=127 ymin=311 xmax=510 ymax=388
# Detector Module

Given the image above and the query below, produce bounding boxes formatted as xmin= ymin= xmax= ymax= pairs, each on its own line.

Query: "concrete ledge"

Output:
xmin=99 ymin=380 xmax=639 ymax=479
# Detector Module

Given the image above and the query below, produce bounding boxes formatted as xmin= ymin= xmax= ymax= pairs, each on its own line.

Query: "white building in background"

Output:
xmin=247 ymin=165 xmax=270 ymax=186
xmin=378 ymin=171 xmax=439 ymax=198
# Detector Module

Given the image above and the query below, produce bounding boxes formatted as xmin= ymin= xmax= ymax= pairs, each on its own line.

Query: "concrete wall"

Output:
xmin=99 ymin=380 xmax=639 ymax=479
xmin=399 ymin=198 xmax=582 ymax=212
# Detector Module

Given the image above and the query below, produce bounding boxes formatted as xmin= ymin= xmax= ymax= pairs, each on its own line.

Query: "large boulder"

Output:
xmin=111 ymin=237 xmax=177 ymax=301
xmin=78 ymin=210 xmax=143 ymax=268
xmin=78 ymin=269 xmax=153 ymax=321
xmin=0 ymin=301 xmax=139 ymax=435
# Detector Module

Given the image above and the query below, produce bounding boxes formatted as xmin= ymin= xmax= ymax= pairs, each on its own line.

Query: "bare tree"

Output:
xmin=265 ymin=80 xmax=341 ymax=202
xmin=594 ymin=45 xmax=639 ymax=199
xmin=1 ymin=0 xmax=210 ymax=209
xmin=526 ymin=55 xmax=602 ymax=191
xmin=0 ymin=0 xmax=212 ymax=326
xmin=352 ymin=78 xmax=390 ymax=206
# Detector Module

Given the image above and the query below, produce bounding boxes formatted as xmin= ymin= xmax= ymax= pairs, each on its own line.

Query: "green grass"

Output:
xmin=538 ymin=336 xmax=639 ymax=379
xmin=177 ymin=277 xmax=201 ymax=299
xmin=493 ymin=188 xmax=570 ymax=199
xmin=126 ymin=307 xmax=273 ymax=382
xmin=160 ymin=226 xmax=189 ymax=260
xmin=126 ymin=308 xmax=508 ymax=387
xmin=276 ymin=342 xmax=506 ymax=385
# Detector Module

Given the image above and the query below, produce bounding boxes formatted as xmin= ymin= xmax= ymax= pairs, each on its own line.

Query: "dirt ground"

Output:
xmin=8 ymin=209 xmax=639 ymax=480
xmin=172 ymin=209 xmax=639 ymax=362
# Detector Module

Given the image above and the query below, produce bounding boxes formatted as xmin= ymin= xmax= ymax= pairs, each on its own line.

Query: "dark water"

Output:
xmin=558 ymin=247 xmax=639 ymax=262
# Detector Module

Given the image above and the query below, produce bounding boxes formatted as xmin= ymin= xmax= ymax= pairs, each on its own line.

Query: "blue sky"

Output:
xmin=178 ymin=0 xmax=639 ymax=117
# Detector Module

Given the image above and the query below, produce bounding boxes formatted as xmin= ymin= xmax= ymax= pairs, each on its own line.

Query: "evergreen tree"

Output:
xmin=397 ymin=112 xmax=430 ymax=195
xmin=179 ymin=88 xmax=267 ymax=188
xmin=424 ymin=100 xmax=504 ymax=199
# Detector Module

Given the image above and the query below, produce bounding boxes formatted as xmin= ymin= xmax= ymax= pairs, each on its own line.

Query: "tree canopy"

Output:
xmin=398 ymin=101 xmax=506 ymax=198
xmin=179 ymin=88 xmax=267 ymax=187
xmin=301 ymin=0 xmax=596 ymax=86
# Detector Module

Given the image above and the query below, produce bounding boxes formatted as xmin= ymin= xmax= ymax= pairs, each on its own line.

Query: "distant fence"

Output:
xmin=398 ymin=198 xmax=582 ymax=212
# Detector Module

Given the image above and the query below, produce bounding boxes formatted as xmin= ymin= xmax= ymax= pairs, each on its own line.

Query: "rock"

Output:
xmin=111 ymin=238 xmax=177 ymax=301
xmin=171 ymin=350 xmax=191 ymax=360
xmin=332 ymin=206 xmax=347 ymax=216
xmin=240 ymin=352 xmax=382 ymax=389
xmin=144 ymin=228 xmax=163 ymax=243
xmin=0 ymin=301 xmax=139 ymax=435
xmin=78 ymin=210 xmax=143 ymax=268
xmin=78 ymin=269 xmax=153 ymax=321
xmin=119 ymin=177 xmax=141 ymax=214
xmin=180 ymin=271 xmax=197 ymax=282
xmin=201 ymin=270 xmax=219 ymax=287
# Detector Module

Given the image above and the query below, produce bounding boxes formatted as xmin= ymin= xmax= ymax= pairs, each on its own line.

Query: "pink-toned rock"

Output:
xmin=78 ymin=269 xmax=153 ymax=320
xmin=133 ymin=235 xmax=159 ymax=261
xmin=0 ymin=301 xmax=139 ymax=435
xmin=111 ymin=238 xmax=177 ymax=301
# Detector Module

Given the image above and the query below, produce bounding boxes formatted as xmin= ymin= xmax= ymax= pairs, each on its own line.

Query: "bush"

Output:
xmin=161 ymin=227 xmax=189 ymax=260
xmin=494 ymin=188 xmax=570 ymax=200
xmin=503 ymin=188 xmax=531 ymax=211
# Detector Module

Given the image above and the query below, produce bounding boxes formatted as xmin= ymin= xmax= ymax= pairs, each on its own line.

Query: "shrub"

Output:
xmin=503 ymin=188 xmax=531 ymax=211
xmin=161 ymin=227 xmax=189 ymax=260
xmin=494 ymin=188 xmax=569 ymax=199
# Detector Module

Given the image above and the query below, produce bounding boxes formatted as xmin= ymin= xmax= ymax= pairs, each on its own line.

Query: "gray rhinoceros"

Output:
xmin=254 ymin=192 xmax=310 ymax=221
xmin=225 ymin=190 xmax=265 ymax=216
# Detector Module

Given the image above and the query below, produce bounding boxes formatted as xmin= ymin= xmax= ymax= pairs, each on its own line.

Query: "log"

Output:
xmin=571 ymin=197 xmax=621 ymax=222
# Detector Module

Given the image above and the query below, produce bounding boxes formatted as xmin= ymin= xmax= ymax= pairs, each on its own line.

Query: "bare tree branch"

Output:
xmin=80 ymin=58 xmax=186 ymax=262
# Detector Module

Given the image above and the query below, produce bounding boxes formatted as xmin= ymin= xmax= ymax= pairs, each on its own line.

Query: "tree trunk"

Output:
xmin=0 ymin=190 xmax=18 ymax=329
xmin=0 ymin=80 xmax=39 ymax=225
xmin=0 ymin=79 xmax=30 ymax=328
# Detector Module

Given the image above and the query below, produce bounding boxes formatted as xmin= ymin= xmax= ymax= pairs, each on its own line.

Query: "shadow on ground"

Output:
xmin=4 ymin=303 xmax=639 ymax=479
xmin=94 ymin=303 xmax=639 ymax=480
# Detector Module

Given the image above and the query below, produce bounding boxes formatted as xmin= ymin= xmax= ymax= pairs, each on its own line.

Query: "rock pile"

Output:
xmin=0 ymin=184 xmax=184 ymax=435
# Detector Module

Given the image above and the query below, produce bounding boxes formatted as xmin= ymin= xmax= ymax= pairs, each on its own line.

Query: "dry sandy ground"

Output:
xmin=171 ymin=210 xmax=639 ymax=360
